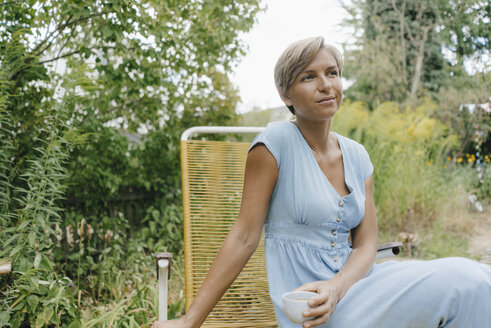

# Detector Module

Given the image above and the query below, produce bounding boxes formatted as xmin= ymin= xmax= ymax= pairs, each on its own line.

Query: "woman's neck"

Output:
xmin=292 ymin=118 xmax=333 ymax=154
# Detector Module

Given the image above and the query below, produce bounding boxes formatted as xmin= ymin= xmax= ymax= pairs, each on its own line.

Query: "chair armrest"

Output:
xmin=376 ymin=242 xmax=403 ymax=260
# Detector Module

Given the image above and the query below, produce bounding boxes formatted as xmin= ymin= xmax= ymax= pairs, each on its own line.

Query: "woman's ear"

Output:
xmin=278 ymin=87 xmax=293 ymax=107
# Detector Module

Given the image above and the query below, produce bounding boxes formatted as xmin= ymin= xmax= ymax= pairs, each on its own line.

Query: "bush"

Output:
xmin=332 ymin=99 xmax=473 ymax=234
xmin=0 ymin=104 xmax=82 ymax=326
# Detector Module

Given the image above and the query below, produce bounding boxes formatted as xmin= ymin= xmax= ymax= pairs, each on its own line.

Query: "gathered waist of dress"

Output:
xmin=263 ymin=222 xmax=351 ymax=250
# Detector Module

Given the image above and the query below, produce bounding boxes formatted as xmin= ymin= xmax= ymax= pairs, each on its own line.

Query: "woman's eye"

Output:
xmin=301 ymin=75 xmax=314 ymax=81
xmin=328 ymin=70 xmax=338 ymax=76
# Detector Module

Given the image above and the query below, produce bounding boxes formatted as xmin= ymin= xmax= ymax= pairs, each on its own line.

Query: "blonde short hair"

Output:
xmin=274 ymin=37 xmax=343 ymax=114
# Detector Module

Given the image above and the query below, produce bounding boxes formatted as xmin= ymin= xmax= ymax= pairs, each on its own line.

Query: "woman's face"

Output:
xmin=282 ymin=48 xmax=342 ymax=122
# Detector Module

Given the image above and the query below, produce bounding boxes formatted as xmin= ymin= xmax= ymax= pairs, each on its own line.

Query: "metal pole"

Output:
xmin=158 ymin=259 xmax=170 ymax=321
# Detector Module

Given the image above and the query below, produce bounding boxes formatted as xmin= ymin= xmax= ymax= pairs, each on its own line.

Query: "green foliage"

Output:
xmin=75 ymin=244 xmax=185 ymax=327
xmin=342 ymin=0 xmax=445 ymax=104
xmin=342 ymin=0 xmax=489 ymax=107
xmin=1 ymin=272 xmax=80 ymax=328
xmin=2 ymin=1 xmax=263 ymax=326
xmin=0 ymin=94 xmax=14 ymax=216
xmin=437 ymin=0 xmax=490 ymax=67
xmin=5 ymin=0 xmax=486 ymax=325
xmin=133 ymin=127 xmax=182 ymax=197
xmin=433 ymin=69 xmax=491 ymax=155
xmin=137 ymin=203 xmax=184 ymax=254
xmin=0 ymin=25 xmax=83 ymax=326
xmin=0 ymin=101 xmax=81 ymax=326
xmin=2 ymin=0 xmax=262 ymax=133
xmin=451 ymin=162 xmax=491 ymax=205
xmin=333 ymin=100 xmax=468 ymax=232
xmin=341 ymin=0 xmax=490 ymax=173
xmin=65 ymin=125 xmax=132 ymax=204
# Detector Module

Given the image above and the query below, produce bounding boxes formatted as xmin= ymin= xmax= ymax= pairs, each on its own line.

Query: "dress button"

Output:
xmin=331 ymin=241 xmax=336 ymax=247
xmin=332 ymin=230 xmax=337 ymax=236
xmin=336 ymin=217 xmax=342 ymax=222
xmin=333 ymin=256 xmax=338 ymax=262
xmin=338 ymin=201 xmax=344 ymax=207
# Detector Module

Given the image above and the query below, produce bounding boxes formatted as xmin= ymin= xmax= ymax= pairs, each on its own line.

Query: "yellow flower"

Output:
xmin=467 ymin=157 xmax=474 ymax=163
xmin=466 ymin=153 xmax=470 ymax=158
xmin=447 ymin=156 xmax=452 ymax=161
xmin=485 ymin=155 xmax=490 ymax=162
xmin=457 ymin=157 xmax=463 ymax=163
xmin=443 ymin=165 xmax=447 ymax=168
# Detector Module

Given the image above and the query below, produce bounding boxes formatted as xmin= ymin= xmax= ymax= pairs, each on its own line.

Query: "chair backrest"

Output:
xmin=180 ymin=127 xmax=277 ymax=327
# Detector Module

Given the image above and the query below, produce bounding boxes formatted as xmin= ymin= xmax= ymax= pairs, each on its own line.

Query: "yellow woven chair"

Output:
xmin=154 ymin=126 xmax=401 ymax=326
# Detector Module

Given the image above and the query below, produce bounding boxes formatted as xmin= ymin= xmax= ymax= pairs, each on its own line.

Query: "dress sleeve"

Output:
xmin=249 ymin=124 xmax=284 ymax=168
xmin=360 ymin=144 xmax=374 ymax=180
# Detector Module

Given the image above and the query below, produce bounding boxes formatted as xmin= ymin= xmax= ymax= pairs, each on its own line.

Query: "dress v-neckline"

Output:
xmin=290 ymin=122 xmax=352 ymax=199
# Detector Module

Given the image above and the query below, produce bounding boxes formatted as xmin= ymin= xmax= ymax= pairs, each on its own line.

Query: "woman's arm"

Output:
xmin=295 ymin=175 xmax=378 ymax=328
xmin=152 ymin=144 xmax=278 ymax=328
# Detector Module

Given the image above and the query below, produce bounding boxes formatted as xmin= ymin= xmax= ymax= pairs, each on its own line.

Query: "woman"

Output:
xmin=153 ymin=37 xmax=491 ymax=328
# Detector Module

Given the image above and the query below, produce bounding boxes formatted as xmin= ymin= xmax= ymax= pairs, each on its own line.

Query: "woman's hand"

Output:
xmin=150 ymin=318 xmax=191 ymax=328
xmin=294 ymin=280 xmax=343 ymax=328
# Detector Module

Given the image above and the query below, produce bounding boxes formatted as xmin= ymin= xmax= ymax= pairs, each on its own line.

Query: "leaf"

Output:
xmin=9 ymin=245 xmax=22 ymax=258
xmin=34 ymin=252 xmax=41 ymax=268
xmin=0 ymin=312 xmax=10 ymax=325
xmin=17 ymin=220 xmax=30 ymax=231
xmin=35 ymin=311 xmax=46 ymax=328
xmin=68 ymin=320 xmax=82 ymax=328
xmin=9 ymin=294 xmax=26 ymax=311
xmin=28 ymin=231 xmax=36 ymax=247
xmin=30 ymin=276 xmax=39 ymax=289
xmin=27 ymin=295 xmax=39 ymax=313
xmin=3 ymin=234 xmax=18 ymax=247
xmin=43 ymin=308 xmax=54 ymax=325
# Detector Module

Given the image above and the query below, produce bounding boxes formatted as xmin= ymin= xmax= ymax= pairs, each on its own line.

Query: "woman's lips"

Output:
xmin=317 ymin=96 xmax=336 ymax=103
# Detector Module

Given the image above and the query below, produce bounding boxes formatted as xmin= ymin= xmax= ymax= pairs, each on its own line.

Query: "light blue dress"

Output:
xmin=250 ymin=121 xmax=491 ymax=328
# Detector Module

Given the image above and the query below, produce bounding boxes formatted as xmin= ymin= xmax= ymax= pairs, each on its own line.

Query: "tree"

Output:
xmin=433 ymin=0 xmax=490 ymax=155
xmin=341 ymin=0 xmax=490 ymax=158
xmin=437 ymin=0 xmax=490 ymax=69
xmin=2 ymin=0 xmax=261 ymax=129
xmin=342 ymin=0 xmax=445 ymax=105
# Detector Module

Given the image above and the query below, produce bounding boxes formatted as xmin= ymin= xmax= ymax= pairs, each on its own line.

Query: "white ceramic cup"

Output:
xmin=282 ymin=291 xmax=318 ymax=324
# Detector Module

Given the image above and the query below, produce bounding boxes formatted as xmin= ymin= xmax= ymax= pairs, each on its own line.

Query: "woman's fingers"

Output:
xmin=294 ymin=281 xmax=318 ymax=292
xmin=307 ymin=293 xmax=328 ymax=307
xmin=294 ymin=281 xmax=336 ymax=307
xmin=303 ymin=313 xmax=331 ymax=328
xmin=304 ymin=297 xmax=334 ymax=317
xmin=294 ymin=280 xmax=340 ymax=327
xmin=303 ymin=299 xmax=336 ymax=327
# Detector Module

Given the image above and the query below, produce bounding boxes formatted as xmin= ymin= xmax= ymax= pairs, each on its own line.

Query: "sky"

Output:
xmin=230 ymin=0 xmax=351 ymax=113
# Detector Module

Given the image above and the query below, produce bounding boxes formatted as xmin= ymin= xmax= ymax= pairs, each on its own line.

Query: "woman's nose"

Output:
xmin=317 ymin=75 xmax=331 ymax=91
